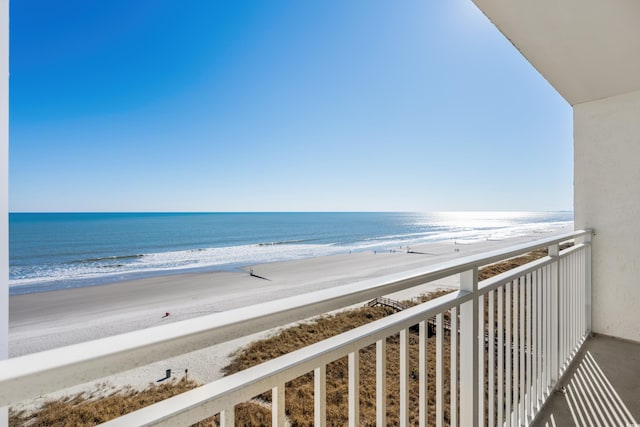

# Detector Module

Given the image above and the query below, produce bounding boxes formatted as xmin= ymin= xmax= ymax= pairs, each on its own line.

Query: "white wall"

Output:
xmin=574 ymin=89 xmax=640 ymax=342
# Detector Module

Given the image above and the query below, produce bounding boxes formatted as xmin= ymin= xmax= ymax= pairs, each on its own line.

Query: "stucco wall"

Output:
xmin=574 ymin=89 xmax=640 ymax=342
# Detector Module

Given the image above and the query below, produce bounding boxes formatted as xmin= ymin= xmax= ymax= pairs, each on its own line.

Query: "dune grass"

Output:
xmin=10 ymin=246 xmax=561 ymax=426
xmin=9 ymin=378 xmax=200 ymax=427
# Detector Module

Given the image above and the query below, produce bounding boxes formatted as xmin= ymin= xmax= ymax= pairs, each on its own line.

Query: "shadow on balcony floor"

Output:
xmin=533 ymin=334 xmax=640 ymax=427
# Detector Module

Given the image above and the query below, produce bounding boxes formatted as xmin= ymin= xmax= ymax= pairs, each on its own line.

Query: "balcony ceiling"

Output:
xmin=472 ymin=0 xmax=640 ymax=106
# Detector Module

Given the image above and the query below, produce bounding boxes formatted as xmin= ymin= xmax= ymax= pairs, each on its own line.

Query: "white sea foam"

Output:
xmin=9 ymin=243 xmax=344 ymax=289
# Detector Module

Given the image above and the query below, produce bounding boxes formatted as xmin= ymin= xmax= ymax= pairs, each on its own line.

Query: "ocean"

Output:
xmin=9 ymin=211 xmax=573 ymax=295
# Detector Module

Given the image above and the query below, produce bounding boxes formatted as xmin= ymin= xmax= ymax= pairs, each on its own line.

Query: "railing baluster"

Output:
xmin=520 ymin=275 xmax=525 ymax=425
xmin=564 ymin=257 xmax=568 ymax=367
xmin=498 ymin=286 xmax=504 ymax=427
xmin=549 ymin=243 xmax=560 ymax=388
xmin=583 ymin=232 xmax=592 ymax=333
xmin=349 ymin=351 xmax=359 ymax=427
xmin=570 ymin=254 xmax=575 ymax=351
xmin=567 ymin=256 xmax=572 ymax=360
xmin=564 ymin=255 xmax=569 ymax=357
xmin=576 ymin=251 xmax=581 ymax=340
xmin=488 ymin=290 xmax=495 ymax=427
xmin=558 ymin=258 xmax=563 ymax=369
xmin=220 ymin=407 xmax=234 ymax=427
xmin=419 ymin=320 xmax=428 ymax=427
xmin=549 ymin=263 xmax=553 ymax=384
xmin=566 ymin=254 xmax=570 ymax=353
xmin=536 ymin=267 xmax=542 ymax=408
xmin=569 ymin=252 xmax=582 ymax=342
xmin=376 ymin=339 xmax=386 ymax=427
xmin=478 ymin=294 xmax=484 ymax=425
xmin=560 ymin=257 xmax=565 ymax=366
xmin=580 ymin=250 xmax=585 ymax=337
xmin=572 ymin=251 xmax=576 ymax=342
xmin=572 ymin=253 xmax=576 ymax=349
xmin=436 ymin=313 xmax=444 ymax=427
xmin=532 ymin=270 xmax=538 ymax=415
xmin=576 ymin=251 xmax=580 ymax=343
xmin=400 ymin=328 xmax=409 ymax=427
xmin=314 ymin=365 xmax=326 ymax=427
xmin=528 ymin=272 xmax=533 ymax=420
xmin=451 ymin=306 xmax=458 ymax=427
xmin=568 ymin=255 xmax=571 ymax=356
xmin=575 ymin=251 xmax=579 ymax=340
xmin=272 ymin=383 xmax=285 ymax=427
xmin=565 ymin=254 xmax=570 ymax=354
xmin=546 ymin=264 xmax=552 ymax=394
xmin=513 ymin=277 xmax=519 ymax=426
xmin=578 ymin=250 xmax=583 ymax=340
xmin=505 ymin=281 xmax=512 ymax=427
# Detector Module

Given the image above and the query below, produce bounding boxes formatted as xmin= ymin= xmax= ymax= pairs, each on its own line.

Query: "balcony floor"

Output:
xmin=533 ymin=334 xmax=640 ymax=427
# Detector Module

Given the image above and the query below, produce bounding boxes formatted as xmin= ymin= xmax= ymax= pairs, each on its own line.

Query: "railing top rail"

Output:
xmin=0 ymin=229 xmax=591 ymax=406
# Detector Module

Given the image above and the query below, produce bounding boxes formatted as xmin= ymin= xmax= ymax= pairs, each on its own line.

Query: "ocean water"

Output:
xmin=9 ymin=211 xmax=573 ymax=295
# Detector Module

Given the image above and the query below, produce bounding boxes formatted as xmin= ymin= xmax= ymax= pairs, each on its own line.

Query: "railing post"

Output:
xmin=459 ymin=267 xmax=478 ymax=427
xmin=548 ymin=244 xmax=560 ymax=388
xmin=578 ymin=231 xmax=593 ymax=333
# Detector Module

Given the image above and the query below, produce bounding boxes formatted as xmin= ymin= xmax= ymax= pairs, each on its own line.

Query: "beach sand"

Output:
xmin=9 ymin=225 xmax=571 ymax=409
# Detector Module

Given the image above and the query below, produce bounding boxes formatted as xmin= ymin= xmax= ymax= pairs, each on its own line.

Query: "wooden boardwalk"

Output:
xmin=366 ymin=296 xmax=409 ymax=312
xmin=366 ymin=297 xmax=450 ymax=336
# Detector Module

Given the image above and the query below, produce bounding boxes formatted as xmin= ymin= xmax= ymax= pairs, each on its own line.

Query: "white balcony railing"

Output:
xmin=0 ymin=230 xmax=592 ymax=426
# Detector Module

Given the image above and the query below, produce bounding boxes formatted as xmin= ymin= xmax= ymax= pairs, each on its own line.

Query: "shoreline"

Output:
xmin=9 ymin=216 xmax=575 ymax=296
xmin=9 ymin=225 xmax=572 ymax=410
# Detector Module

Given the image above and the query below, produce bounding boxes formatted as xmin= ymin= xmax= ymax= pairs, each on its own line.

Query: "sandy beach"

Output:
xmin=9 ymin=225 xmax=571 ymax=408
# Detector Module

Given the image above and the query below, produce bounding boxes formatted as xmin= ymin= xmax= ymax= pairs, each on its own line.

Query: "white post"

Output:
xmin=348 ymin=351 xmax=359 ymax=427
xmin=272 ymin=384 xmax=285 ymax=427
xmin=314 ymin=365 xmax=326 ymax=427
xmin=459 ymin=268 xmax=478 ymax=427
xmin=578 ymin=231 xmax=593 ymax=333
xmin=376 ymin=339 xmax=386 ymax=427
xmin=418 ymin=321 xmax=427 ymax=427
xmin=0 ymin=1 xmax=9 ymax=426
xmin=548 ymin=244 xmax=560 ymax=387
xmin=399 ymin=328 xmax=409 ymax=427
xmin=220 ymin=408 xmax=235 ymax=427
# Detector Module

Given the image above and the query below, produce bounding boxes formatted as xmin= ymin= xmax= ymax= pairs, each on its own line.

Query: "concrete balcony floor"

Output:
xmin=533 ymin=334 xmax=640 ymax=427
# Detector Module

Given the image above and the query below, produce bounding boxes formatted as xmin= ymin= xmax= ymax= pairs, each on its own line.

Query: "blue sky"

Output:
xmin=9 ymin=0 xmax=573 ymax=212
